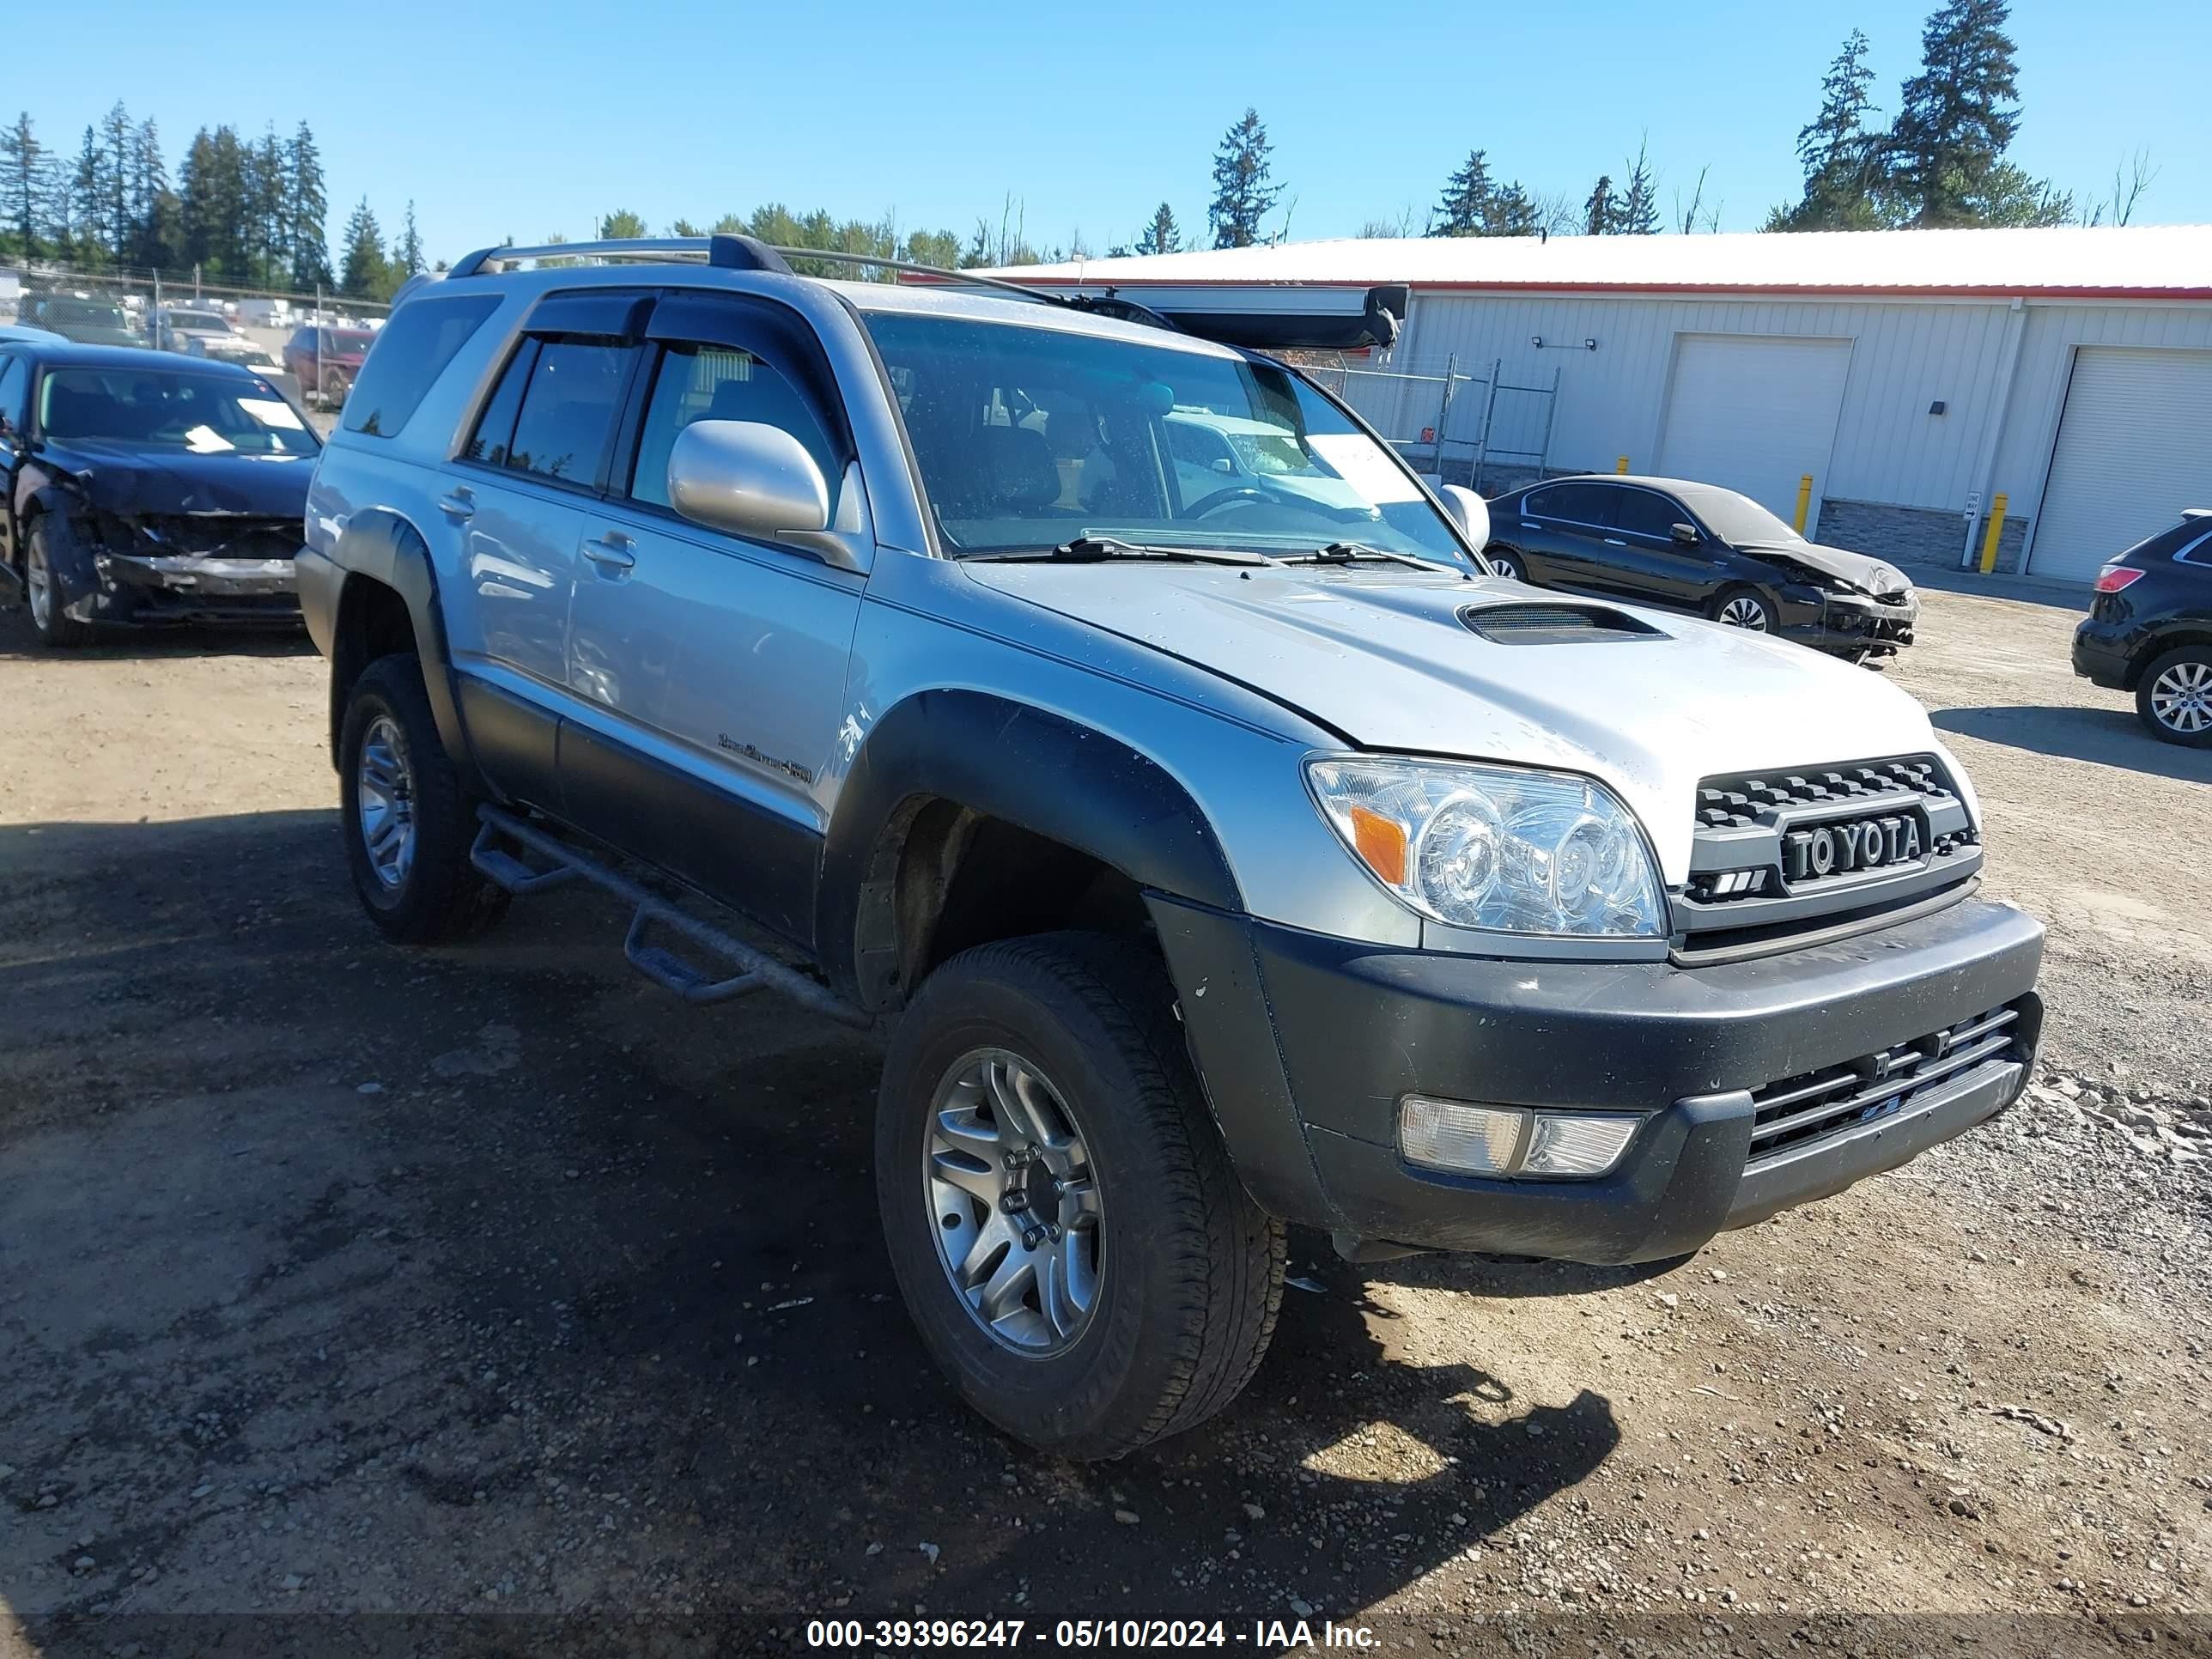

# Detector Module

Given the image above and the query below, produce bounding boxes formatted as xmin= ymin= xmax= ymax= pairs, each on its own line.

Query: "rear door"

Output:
xmin=1512 ymin=481 xmax=1619 ymax=588
xmin=440 ymin=291 xmax=647 ymax=804
xmin=562 ymin=289 xmax=866 ymax=945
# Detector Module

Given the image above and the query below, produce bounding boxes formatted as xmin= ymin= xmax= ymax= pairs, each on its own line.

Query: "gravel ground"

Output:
xmin=0 ymin=579 xmax=2206 ymax=1658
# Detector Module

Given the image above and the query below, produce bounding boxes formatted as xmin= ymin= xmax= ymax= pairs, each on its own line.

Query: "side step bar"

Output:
xmin=470 ymin=806 xmax=872 ymax=1029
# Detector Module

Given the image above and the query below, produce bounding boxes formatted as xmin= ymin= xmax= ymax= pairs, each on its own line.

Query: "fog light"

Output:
xmin=1399 ymin=1097 xmax=1528 ymax=1175
xmin=1399 ymin=1097 xmax=1643 ymax=1179
xmin=1522 ymin=1112 xmax=1641 ymax=1176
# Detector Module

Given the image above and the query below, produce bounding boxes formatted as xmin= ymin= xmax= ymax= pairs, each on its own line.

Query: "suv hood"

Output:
xmin=963 ymin=561 xmax=1949 ymax=883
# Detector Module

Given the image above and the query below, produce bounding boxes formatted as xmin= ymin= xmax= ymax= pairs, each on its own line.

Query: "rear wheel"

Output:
xmin=1711 ymin=585 xmax=1776 ymax=633
xmin=25 ymin=520 xmax=94 ymax=647
xmin=877 ymin=933 xmax=1285 ymax=1459
xmin=337 ymin=654 xmax=510 ymax=942
xmin=2136 ymin=646 xmax=2212 ymax=747
xmin=1483 ymin=547 xmax=1524 ymax=583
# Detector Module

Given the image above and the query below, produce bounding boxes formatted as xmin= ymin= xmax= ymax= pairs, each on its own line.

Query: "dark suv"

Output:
xmin=2072 ymin=509 xmax=2212 ymax=746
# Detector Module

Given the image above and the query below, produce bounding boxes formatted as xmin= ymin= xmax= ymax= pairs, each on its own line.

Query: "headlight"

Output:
xmin=1307 ymin=756 xmax=1665 ymax=938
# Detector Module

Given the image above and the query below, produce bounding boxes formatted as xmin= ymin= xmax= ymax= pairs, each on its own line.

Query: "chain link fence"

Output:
xmin=2 ymin=257 xmax=391 ymax=407
xmin=1293 ymin=351 xmax=1562 ymax=495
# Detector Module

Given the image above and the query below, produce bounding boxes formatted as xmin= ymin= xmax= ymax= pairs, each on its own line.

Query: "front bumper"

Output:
xmin=64 ymin=550 xmax=300 ymax=624
xmin=1152 ymin=894 xmax=2043 ymax=1265
xmin=1784 ymin=590 xmax=1918 ymax=659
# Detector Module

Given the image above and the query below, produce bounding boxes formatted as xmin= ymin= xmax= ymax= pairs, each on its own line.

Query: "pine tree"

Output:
xmin=1583 ymin=174 xmax=1617 ymax=236
xmin=1766 ymin=30 xmax=1894 ymax=230
xmin=393 ymin=200 xmax=426 ymax=278
xmin=100 ymin=101 xmax=133 ymax=264
xmin=338 ymin=197 xmax=389 ymax=299
xmin=1431 ymin=150 xmax=1495 ymax=237
xmin=1207 ymin=109 xmax=1281 ymax=249
xmin=127 ymin=118 xmax=177 ymax=271
xmin=178 ymin=126 xmax=251 ymax=282
xmin=69 ymin=125 xmax=107 ymax=265
xmin=1487 ymin=180 xmax=1540 ymax=236
xmin=1891 ymin=0 xmax=2043 ymax=226
xmin=0 ymin=113 xmax=45 ymax=261
xmin=284 ymin=122 xmax=330 ymax=289
xmin=599 ymin=208 xmax=647 ymax=239
xmin=1616 ymin=139 xmax=1660 ymax=234
xmin=1135 ymin=202 xmax=1181 ymax=255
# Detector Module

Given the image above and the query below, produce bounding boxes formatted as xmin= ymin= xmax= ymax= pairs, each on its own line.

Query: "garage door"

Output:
xmin=1657 ymin=336 xmax=1853 ymax=538
xmin=2030 ymin=347 xmax=2212 ymax=583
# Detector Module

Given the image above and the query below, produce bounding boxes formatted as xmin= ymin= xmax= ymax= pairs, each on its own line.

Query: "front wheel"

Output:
xmin=1711 ymin=586 xmax=1776 ymax=633
xmin=876 ymin=933 xmax=1285 ymax=1459
xmin=25 ymin=520 xmax=94 ymax=647
xmin=2136 ymin=646 xmax=2212 ymax=747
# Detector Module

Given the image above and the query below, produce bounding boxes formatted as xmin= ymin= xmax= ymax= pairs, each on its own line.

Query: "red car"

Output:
xmin=282 ymin=325 xmax=375 ymax=407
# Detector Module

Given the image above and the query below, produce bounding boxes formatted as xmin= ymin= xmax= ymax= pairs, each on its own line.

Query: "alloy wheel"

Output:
xmin=2149 ymin=659 xmax=2212 ymax=735
xmin=923 ymin=1048 xmax=1103 ymax=1356
xmin=1487 ymin=553 xmax=1521 ymax=581
xmin=356 ymin=716 xmax=418 ymax=890
xmin=26 ymin=539 xmax=51 ymax=630
xmin=1719 ymin=595 xmax=1772 ymax=631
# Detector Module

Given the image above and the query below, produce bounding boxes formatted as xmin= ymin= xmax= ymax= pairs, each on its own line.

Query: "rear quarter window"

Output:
xmin=341 ymin=295 xmax=501 ymax=439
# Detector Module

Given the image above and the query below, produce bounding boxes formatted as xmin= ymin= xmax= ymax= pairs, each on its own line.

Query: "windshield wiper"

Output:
xmin=1288 ymin=541 xmax=1458 ymax=572
xmin=974 ymin=536 xmax=1272 ymax=568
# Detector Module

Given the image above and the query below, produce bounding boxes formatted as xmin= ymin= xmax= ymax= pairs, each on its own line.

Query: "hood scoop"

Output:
xmin=1460 ymin=602 xmax=1663 ymax=645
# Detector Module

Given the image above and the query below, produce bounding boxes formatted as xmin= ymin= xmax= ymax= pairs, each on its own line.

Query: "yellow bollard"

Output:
xmin=1978 ymin=493 xmax=2008 ymax=574
xmin=1615 ymin=456 xmax=1629 ymax=474
xmin=1793 ymin=474 xmax=1814 ymax=535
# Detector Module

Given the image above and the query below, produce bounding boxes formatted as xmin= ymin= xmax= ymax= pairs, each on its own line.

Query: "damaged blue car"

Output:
xmin=0 ymin=342 xmax=319 ymax=646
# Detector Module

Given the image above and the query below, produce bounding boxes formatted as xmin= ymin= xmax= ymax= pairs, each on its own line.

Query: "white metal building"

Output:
xmin=994 ymin=226 xmax=2212 ymax=583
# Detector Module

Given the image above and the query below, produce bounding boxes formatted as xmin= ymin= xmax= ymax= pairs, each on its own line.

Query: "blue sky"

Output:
xmin=16 ymin=0 xmax=2208 ymax=266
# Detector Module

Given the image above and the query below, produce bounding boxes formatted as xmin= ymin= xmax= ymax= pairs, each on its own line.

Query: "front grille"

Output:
xmin=1747 ymin=1004 xmax=2026 ymax=1163
xmin=1673 ymin=752 xmax=1984 ymax=960
xmin=136 ymin=516 xmax=302 ymax=558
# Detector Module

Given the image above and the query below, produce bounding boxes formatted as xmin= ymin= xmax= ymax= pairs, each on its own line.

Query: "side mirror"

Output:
xmin=1670 ymin=522 xmax=1700 ymax=546
xmin=1211 ymin=456 xmax=1235 ymax=474
xmin=667 ymin=420 xmax=831 ymax=539
xmin=1438 ymin=483 xmax=1491 ymax=550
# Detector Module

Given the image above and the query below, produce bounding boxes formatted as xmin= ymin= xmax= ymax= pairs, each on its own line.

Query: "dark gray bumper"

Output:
xmin=1151 ymin=894 xmax=2045 ymax=1264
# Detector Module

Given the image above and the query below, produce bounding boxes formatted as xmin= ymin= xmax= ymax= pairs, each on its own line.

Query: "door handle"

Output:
xmin=1520 ymin=521 xmax=1541 ymax=531
xmin=437 ymin=488 xmax=475 ymax=521
xmin=582 ymin=532 xmax=635 ymax=571
xmin=1603 ymin=537 xmax=1628 ymax=546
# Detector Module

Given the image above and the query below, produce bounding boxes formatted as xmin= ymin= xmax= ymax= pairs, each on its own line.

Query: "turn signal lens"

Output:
xmin=1348 ymin=805 xmax=1408 ymax=885
xmin=1521 ymin=1112 xmax=1642 ymax=1176
xmin=2094 ymin=565 xmax=2145 ymax=594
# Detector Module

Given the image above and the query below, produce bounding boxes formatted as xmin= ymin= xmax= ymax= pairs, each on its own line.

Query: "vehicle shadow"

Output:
xmin=0 ymin=607 xmax=313 ymax=663
xmin=1930 ymin=702 xmax=2212 ymax=783
xmin=0 ymin=809 xmax=1621 ymax=1655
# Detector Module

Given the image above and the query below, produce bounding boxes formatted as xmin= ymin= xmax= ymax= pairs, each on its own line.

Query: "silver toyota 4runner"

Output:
xmin=298 ymin=236 xmax=2045 ymax=1459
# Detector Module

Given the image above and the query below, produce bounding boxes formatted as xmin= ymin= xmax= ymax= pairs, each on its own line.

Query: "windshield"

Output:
xmin=170 ymin=312 xmax=228 ymax=333
xmin=38 ymin=367 xmax=320 ymax=456
xmin=329 ymin=330 xmax=374 ymax=354
xmin=862 ymin=311 xmax=1468 ymax=565
xmin=1675 ymin=483 xmax=1802 ymax=547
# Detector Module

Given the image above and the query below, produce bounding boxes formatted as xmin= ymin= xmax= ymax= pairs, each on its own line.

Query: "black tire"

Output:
xmin=877 ymin=933 xmax=1285 ymax=1459
xmin=25 ymin=519 xmax=94 ymax=648
xmin=337 ymin=653 xmax=510 ymax=943
xmin=1710 ymin=584 xmax=1777 ymax=633
xmin=2135 ymin=645 xmax=2212 ymax=748
xmin=1483 ymin=546 xmax=1525 ymax=583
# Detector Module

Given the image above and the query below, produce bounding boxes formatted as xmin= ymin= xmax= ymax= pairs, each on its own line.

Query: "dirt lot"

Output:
xmin=1 ymin=580 xmax=2207 ymax=1657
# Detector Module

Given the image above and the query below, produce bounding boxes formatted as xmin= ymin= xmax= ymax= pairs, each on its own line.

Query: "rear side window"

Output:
xmin=1527 ymin=482 xmax=1612 ymax=526
xmin=341 ymin=295 xmax=501 ymax=438
xmin=2177 ymin=523 xmax=2212 ymax=566
xmin=500 ymin=337 xmax=633 ymax=485
xmin=0 ymin=354 xmax=26 ymax=429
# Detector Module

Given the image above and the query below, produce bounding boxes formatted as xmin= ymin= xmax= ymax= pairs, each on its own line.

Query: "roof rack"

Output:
xmin=442 ymin=235 xmax=1182 ymax=332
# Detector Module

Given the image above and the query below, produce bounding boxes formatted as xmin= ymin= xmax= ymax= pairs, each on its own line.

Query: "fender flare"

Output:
xmin=326 ymin=508 xmax=484 ymax=793
xmin=815 ymin=689 xmax=1243 ymax=1006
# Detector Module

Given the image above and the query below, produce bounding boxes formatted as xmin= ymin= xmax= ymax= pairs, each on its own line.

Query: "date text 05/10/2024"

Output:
xmin=804 ymin=1618 xmax=1380 ymax=1650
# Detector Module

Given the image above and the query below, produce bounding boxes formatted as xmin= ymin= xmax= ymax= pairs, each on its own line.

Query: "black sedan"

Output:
xmin=2072 ymin=509 xmax=2212 ymax=747
xmin=1480 ymin=474 xmax=1919 ymax=661
xmin=0 ymin=342 xmax=319 ymax=647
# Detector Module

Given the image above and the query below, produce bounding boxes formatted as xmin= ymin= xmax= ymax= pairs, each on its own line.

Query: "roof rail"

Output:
xmin=438 ymin=237 xmax=1186 ymax=335
xmin=447 ymin=234 xmax=791 ymax=281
